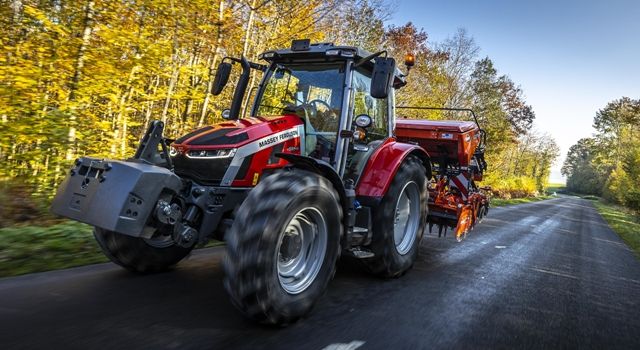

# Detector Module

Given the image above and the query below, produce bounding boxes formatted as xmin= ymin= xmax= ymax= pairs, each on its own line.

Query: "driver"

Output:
xmin=282 ymin=82 xmax=341 ymax=162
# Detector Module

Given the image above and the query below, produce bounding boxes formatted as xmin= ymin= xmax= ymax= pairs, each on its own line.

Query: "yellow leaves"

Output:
xmin=22 ymin=5 xmax=69 ymax=37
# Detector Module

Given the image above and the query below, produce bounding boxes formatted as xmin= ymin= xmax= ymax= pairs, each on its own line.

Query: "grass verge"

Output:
xmin=0 ymin=221 xmax=223 ymax=278
xmin=0 ymin=221 xmax=106 ymax=277
xmin=546 ymin=183 xmax=566 ymax=194
xmin=592 ymin=200 xmax=640 ymax=258
xmin=491 ymin=195 xmax=556 ymax=207
xmin=491 ymin=184 xmax=565 ymax=207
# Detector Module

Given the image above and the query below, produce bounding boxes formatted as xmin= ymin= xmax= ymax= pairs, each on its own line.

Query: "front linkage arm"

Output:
xmin=131 ymin=120 xmax=174 ymax=170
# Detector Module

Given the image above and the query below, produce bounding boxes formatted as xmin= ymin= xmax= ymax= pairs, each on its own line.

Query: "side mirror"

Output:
xmin=370 ymin=57 xmax=396 ymax=99
xmin=211 ymin=62 xmax=232 ymax=95
xmin=221 ymin=109 xmax=231 ymax=120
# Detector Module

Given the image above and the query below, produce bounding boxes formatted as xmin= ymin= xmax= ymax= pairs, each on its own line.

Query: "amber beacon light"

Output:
xmin=404 ymin=53 xmax=416 ymax=70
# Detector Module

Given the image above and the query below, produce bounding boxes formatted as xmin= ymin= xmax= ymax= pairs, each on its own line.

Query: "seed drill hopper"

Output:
xmin=396 ymin=107 xmax=490 ymax=241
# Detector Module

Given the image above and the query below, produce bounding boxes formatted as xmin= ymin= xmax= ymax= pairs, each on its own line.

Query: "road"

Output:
xmin=1 ymin=196 xmax=639 ymax=349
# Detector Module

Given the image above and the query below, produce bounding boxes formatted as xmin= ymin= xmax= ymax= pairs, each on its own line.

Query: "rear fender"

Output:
xmin=356 ymin=139 xmax=431 ymax=198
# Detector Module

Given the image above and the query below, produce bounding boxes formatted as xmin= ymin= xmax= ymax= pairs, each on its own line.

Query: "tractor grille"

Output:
xmin=173 ymin=154 xmax=231 ymax=186
xmin=172 ymin=154 xmax=253 ymax=186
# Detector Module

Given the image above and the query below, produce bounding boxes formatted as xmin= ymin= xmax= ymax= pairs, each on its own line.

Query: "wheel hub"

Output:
xmin=276 ymin=207 xmax=328 ymax=295
xmin=280 ymin=229 xmax=303 ymax=262
xmin=393 ymin=181 xmax=420 ymax=255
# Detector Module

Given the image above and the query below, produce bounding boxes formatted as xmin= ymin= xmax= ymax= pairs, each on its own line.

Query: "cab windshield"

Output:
xmin=254 ymin=62 xmax=346 ymax=162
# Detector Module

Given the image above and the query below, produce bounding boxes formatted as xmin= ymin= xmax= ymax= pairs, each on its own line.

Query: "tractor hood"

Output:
xmin=172 ymin=114 xmax=303 ymax=151
xmin=170 ymin=114 xmax=305 ymax=187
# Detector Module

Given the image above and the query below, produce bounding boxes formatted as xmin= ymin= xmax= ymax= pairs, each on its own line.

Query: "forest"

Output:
xmin=562 ymin=97 xmax=640 ymax=213
xmin=0 ymin=0 xmax=559 ymax=225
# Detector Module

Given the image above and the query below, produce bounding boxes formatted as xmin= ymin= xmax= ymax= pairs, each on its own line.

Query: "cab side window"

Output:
xmin=352 ymin=68 xmax=389 ymax=141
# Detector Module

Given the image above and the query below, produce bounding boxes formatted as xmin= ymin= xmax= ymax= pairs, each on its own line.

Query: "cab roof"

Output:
xmin=258 ymin=40 xmax=407 ymax=88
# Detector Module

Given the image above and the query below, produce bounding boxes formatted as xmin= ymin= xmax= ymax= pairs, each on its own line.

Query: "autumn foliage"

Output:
xmin=0 ymin=0 xmax=558 ymax=223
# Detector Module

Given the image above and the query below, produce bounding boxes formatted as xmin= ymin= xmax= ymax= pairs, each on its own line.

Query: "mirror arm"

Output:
xmin=355 ymin=50 xmax=387 ymax=68
xmin=228 ymin=56 xmax=251 ymax=120
xmin=225 ymin=57 xmax=267 ymax=72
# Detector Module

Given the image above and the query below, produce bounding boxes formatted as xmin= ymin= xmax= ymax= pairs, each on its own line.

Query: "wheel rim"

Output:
xmin=393 ymin=181 xmax=420 ymax=255
xmin=276 ymin=207 xmax=328 ymax=295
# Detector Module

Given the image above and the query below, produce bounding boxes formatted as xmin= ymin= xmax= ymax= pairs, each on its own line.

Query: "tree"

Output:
xmin=0 ymin=0 xmax=558 ymax=211
xmin=562 ymin=138 xmax=604 ymax=195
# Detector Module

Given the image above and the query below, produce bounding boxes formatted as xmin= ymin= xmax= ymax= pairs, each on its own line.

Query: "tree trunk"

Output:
xmin=65 ymin=0 xmax=95 ymax=161
xmin=140 ymin=75 xmax=161 ymax=141
xmin=242 ymin=0 xmax=258 ymax=57
xmin=198 ymin=0 xmax=225 ymax=127
xmin=11 ymin=0 xmax=23 ymax=25
xmin=161 ymin=66 xmax=179 ymax=124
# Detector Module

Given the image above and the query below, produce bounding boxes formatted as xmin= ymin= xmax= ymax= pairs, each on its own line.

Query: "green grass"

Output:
xmin=491 ymin=195 xmax=555 ymax=207
xmin=593 ymin=200 xmax=640 ymax=258
xmin=0 ymin=221 xmax=225 ymax=278
xmin=546 ymin=182 xmax=566 ymax=194
xmin=0 ymin=221 xmax=107 ymax=277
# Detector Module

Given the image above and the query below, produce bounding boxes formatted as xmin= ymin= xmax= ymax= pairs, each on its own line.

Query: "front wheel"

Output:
xmin=223 ymin=169 xmax=342 ymax=325
xmin=94 ymin=228 xmax=193 ymax=273
xmin=363 ymin=155 xmax=428 ymax=277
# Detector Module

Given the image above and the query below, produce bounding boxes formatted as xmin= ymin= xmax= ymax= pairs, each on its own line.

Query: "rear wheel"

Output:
xmin=94 ymin=228 xmax=193 ymax=273
xmin=363 ymin=156 xmax=428 ymax=277
xmin=477 ymin=202 xmax=486 ymax=223
xmin=223 ymin=169 xmax=342 ymax=325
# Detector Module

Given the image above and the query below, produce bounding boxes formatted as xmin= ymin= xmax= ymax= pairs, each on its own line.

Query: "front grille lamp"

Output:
xmin=186 ymin=148 xmax=237 ymax=159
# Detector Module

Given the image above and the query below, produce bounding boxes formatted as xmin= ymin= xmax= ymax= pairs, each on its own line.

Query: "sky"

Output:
xmin=388 ymin=0 xmax=640 ymax=183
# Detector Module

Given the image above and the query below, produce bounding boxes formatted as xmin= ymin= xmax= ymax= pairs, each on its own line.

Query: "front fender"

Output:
xmin=275 ymin=153 xmax=348 ymax=213
xmin=356 ymin=138 xmax=431 ymax=198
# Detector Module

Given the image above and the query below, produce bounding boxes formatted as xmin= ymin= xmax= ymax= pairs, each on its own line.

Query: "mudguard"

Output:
xmin=356 ymin=138 xmax=431 ymax=198
xmin=275 ymin=153 xmax=348 ymax=211
xmin=51 ymin=157 xmax=183 ymax=237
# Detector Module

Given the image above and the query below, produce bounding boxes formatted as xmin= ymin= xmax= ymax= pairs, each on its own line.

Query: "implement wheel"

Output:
xmin=223 ymin=169 xmax=342 ymax=325
xmin=363 ymin=155 xmax=428 ymax=277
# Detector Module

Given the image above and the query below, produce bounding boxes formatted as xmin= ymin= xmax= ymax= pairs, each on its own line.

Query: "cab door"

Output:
xmin=344 ymin=67 xmax=392 ymax=184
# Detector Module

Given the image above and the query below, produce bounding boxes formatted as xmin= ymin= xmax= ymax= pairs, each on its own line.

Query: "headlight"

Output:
xmin=186 ymin=148 xmax=237 ymax=159
xmin=169 ymin=146 xmax=179 ymax=157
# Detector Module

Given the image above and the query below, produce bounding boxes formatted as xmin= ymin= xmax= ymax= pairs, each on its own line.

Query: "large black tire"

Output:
xmin=363 ymin=155 xmax=428 ymax=277
xmin=223 ymin=169 xmax=342 ymax=325
xmin=94 ymin=228 xmax=193 ymax=273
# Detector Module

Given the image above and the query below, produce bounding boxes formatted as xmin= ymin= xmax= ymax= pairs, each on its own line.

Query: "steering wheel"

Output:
xmin=308 ymin=99 xmax=332 ymax=113
xmin=307 ymin=99 xmax=338 ymax=130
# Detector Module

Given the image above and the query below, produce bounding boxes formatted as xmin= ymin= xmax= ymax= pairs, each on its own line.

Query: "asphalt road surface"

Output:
xmin=1 ymin=196 xmax=639 ymax=349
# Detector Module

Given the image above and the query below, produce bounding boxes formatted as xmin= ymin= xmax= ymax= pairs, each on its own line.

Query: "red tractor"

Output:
xmin=51 ymin=40 xmax=489 ymax=325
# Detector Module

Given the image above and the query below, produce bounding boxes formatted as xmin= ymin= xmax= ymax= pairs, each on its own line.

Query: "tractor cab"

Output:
xmin=212 ymin=40 xmax=410 ymax=181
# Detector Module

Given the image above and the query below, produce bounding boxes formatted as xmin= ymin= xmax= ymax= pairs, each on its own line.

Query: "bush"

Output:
xmin=483 ymin=174 xmax=538 ymax=199
xmin=0 ymin=181 xmax=56 ymax=228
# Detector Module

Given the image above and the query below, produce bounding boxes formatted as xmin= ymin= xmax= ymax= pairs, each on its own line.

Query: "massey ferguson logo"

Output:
xmin=258 ymin=129 xmax=299 ymax=148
